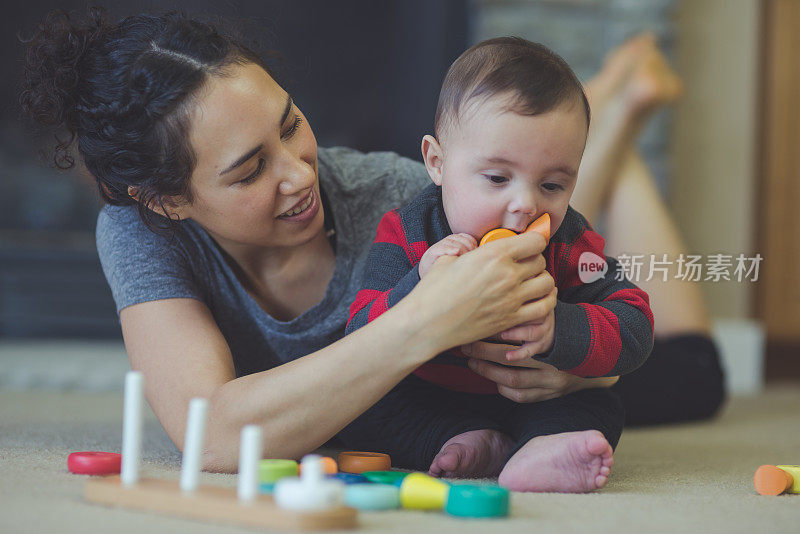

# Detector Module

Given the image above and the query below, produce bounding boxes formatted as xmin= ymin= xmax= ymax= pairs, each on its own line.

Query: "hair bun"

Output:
xmin=20 ymin=7 xmax=108 ymax=133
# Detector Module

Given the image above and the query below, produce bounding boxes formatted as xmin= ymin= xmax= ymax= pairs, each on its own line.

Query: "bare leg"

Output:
xmin=604 ymin=151 xmax=711 ymax=337
xmin=572 ymin=34 xmax=708 ymax=337
xmin=573 ymin=33 xmax=683 ymax=224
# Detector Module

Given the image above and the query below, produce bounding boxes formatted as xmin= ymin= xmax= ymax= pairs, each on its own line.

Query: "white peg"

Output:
xmin=180 ymin=398 xmax=208 ymax=493
xmin=237 ymin=425 xmax=262 ymax=502
xmin=274 ymin=454 xmax=344 ymax=511
xmin=121 ymin=371 xmax=143 ymax=487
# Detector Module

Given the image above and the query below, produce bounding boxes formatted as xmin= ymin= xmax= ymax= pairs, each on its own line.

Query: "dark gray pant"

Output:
xmin=337 ymin=374 xmax=625 ymax=471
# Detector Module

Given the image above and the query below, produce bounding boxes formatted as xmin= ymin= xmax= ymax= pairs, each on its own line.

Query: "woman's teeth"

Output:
xmin=279 ymin=194 xmax=312 ymax=217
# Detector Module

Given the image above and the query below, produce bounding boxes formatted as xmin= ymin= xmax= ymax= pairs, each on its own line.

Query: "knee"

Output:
xmin=691 ymin=363 xmax=727 ymax=421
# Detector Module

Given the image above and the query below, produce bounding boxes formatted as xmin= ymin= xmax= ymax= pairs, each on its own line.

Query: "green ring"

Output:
xmin=362 ymin=470 xmax=409 ymax=486
xmin=259 ymin=459 xmax=299 ymax=484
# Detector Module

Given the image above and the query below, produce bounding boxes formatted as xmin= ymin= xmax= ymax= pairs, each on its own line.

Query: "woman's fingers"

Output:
xmin=463 ymin=342 xmax=553 ymax=369
xmin=510 ymin=286 xmax=557 ymax=326
xmin=519 ymin=274 xmax=556 ymax=306
xmin=505 ymin=340 xmax=550 ymax=361
xmin=410 ymin=231 xmax=555 ymax=349
xmin=496 ymin=384 xmax=560 ymax=403
xmin=462 ymin=341 xmax=517 ymax=365
xmin=468 ymin=358 xmax=559 ymax=388
xmin=500 ymin=320 xmax=545 ymax=342
xmin=483 ymin=231 xmax=547 ymax=261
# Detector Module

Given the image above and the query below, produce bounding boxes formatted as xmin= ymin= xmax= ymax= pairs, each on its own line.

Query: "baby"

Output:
xmin=342 ymin=37 xmax=654 ymax=492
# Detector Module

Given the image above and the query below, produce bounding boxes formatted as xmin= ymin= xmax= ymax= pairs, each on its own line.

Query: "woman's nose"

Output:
xmin=277 ymin=150 xmax=315 ymax=195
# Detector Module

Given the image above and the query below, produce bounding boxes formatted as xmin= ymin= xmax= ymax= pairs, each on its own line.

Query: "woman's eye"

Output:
xmin=239 ymin=158 xmax=265 ymax=185
xmin=485 ymin=175 xmax=508 ymax=185
xmin=281 ymin=115 xmax=303 ymax=140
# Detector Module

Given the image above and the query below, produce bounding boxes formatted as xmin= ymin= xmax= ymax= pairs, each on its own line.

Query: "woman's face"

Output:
xmin=177 ymin=62 xmax=323 ymax=251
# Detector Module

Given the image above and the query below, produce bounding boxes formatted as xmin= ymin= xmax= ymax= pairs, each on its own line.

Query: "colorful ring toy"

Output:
xmin=329 ymin=472 xmax=369 ymax=485
xmin=478 ymin=213 xmax=551 ymax=247
xmin=362 ymin=470 xmax=408 ymax=486
xmin=337 ymin=451 xmax=391 ymax=474
xmin=445 ymin=483 xmax=510 ymax=518
xmin=259 ymin=459 xmax=299 ymax=484
xmin=345 ymin=483 xmax=401 ymax=511
xmin=67 ymin=451 xmax=122 ymax=476
xmin=298 ymin=456 xmax=337 ymax=475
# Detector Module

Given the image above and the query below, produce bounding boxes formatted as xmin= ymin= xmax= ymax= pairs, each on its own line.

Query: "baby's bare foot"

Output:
xmin=498 ymin=430 xmax=614 ymax=493
xmin=428 ymin=429 xmax=514 ymax=479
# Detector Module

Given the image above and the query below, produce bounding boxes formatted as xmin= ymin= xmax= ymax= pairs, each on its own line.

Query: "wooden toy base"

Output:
xmin=84 ymin=476 xmax=358 ymax=530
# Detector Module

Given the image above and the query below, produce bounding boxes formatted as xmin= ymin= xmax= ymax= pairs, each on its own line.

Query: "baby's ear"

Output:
xmin=420 ymin=134 xmax=444 ymax=186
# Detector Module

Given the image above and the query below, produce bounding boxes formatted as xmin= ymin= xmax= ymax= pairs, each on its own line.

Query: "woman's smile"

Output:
xmin=276 ymin=188 xmax=319 ymax=223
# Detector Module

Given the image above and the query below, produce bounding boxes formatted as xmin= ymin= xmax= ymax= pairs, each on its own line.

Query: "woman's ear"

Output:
xmin=127 ymin=186 xmax=188 ymax=220
xmin=420 ymin=134 xmax=444 ymax=186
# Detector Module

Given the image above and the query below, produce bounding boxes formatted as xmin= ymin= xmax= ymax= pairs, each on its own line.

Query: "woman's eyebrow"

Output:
xmin=218 ymin=95 xmax=293 ymax=176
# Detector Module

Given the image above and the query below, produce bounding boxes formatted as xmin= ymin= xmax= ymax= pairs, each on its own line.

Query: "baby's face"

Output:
xmin=433 ymin=95 xmax=587 ymax=240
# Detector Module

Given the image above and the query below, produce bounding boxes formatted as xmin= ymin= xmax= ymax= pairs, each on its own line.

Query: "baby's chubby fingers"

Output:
xmin=505 ymin=338 xmax=552 ymax=361
xmin=448 ymin=233 xmax=478 ymax=252
xmin=460 ymin=339 xmax=553 ymax=369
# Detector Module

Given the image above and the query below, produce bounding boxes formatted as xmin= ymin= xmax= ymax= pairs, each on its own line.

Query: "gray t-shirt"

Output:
xmin=96 ymin=147 xmax=429 ymax=377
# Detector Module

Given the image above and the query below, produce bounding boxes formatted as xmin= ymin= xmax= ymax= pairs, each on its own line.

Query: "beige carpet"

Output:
xmin=1 ymin=386 xmax=798 ymax=533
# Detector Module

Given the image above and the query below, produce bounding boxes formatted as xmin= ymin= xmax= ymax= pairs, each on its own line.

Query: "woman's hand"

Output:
xmin=497 ymin=284 xmax=557 ymax=361
xmin=400 ymin=231 xmax=554 ymax=354
xmin=461 ymin=341 xmax=620 ymax=402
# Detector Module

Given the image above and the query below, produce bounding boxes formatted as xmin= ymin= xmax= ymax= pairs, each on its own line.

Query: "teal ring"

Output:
xmin=445 ymin=484 xmax=509 ymax=518
xmin=344 ymin=483 xmax=400 ymax=511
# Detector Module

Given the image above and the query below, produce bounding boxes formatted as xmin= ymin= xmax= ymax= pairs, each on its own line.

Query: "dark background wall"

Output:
xmin=0 ymin=1 xmax=469 ymax=338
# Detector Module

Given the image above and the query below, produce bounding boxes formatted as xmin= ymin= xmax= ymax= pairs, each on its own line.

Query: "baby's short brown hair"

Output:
xmin=434 ymin=37 xmax=590 ymax=139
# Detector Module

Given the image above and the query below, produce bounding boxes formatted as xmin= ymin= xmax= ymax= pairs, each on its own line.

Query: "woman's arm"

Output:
xmin=122 ymin=231 xmax=551 ymax=473
xmin=122 ymin=296 xmax=432 ymax=473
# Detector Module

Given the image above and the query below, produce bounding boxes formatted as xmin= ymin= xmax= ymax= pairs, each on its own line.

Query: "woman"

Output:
xmin=21 ymin=10 xmax=722 ymax=474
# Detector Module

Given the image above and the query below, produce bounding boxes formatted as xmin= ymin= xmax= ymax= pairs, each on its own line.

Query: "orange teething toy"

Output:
xmin=478 ymin=213 xmax=551 ymax=247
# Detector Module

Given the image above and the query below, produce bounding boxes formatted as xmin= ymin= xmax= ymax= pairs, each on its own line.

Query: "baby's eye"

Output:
xmin=542 ymin=183 xmax=564 ymax=192
xmin=484 ymin=175 xmax=508 ymax=185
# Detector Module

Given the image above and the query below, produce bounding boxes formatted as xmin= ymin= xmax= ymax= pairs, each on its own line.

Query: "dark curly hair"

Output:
xmin=20 ymin=7 xmax=275 ymax=233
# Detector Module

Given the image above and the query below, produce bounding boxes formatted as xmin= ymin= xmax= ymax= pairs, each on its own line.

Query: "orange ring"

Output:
xmin=298 ymin=456 xmax=337 ymax=475
xmin=337 ymin=451 xmax=391 ymax=474
xmin=478 ymin=228 xmax=517 ymax=247
xmin=754 ymin=465 xmax=793 ymax=495
xmin=478 ymin=213 xmax=550 ymax=248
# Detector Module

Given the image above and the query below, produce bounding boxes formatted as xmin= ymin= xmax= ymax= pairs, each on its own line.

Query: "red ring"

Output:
xmin=67 ymin=451 xmax=122 ymax=475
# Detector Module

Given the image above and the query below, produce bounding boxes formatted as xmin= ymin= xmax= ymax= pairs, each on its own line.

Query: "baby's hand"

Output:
xmin=418 ymin=233 xmax=478 ymax=279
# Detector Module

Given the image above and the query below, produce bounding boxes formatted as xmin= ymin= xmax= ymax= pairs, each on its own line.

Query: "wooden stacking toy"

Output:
xmin=82 ymin=371 xmax=357 ymax=530
xmin=78 ymin=371 xmax=514 ymax=527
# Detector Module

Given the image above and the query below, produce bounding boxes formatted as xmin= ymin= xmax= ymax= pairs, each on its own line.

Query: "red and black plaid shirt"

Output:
xmin=347 ymin=184 xmax=654 ymax=394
